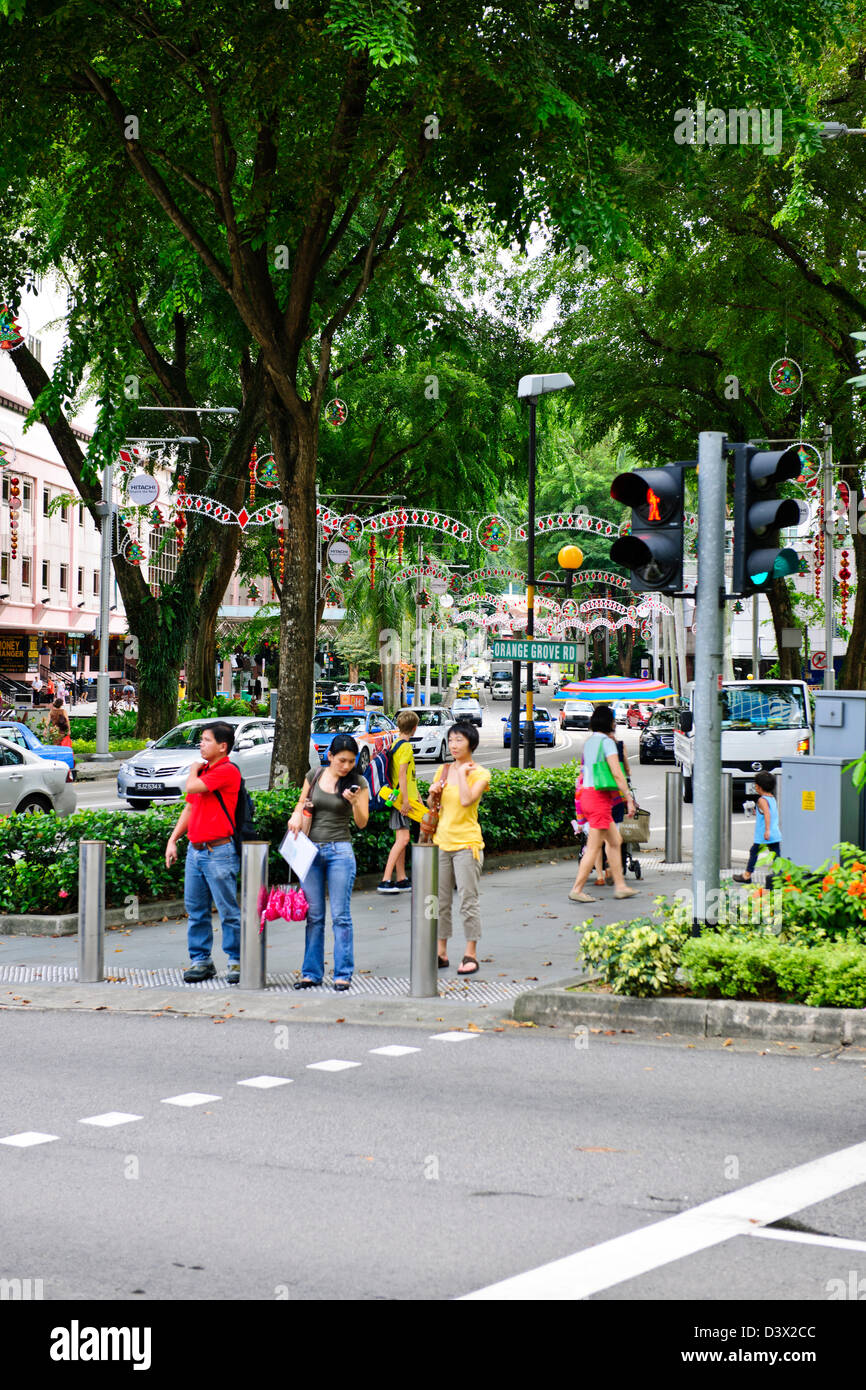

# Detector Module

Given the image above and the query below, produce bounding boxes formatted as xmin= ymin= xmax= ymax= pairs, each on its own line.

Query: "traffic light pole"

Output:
xmin=691 ymin=432 xmax=727 ymax=935
xmin=524 ymin=401 xmax=536 ymax=768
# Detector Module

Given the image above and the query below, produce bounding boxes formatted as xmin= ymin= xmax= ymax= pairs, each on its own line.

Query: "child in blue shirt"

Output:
xmin=734 ymin=771 xmax=781 ymax=884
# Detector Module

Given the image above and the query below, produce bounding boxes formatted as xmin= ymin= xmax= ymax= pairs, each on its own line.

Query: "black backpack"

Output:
xmin=214 ymin=778 xmax=257 ymax=856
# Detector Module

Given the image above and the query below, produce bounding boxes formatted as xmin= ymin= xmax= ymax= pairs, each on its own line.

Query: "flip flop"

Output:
xmin=457 ymin=956 xmax=479 ymax=975
xmin=438 ymin=955 xmax=450 ymax=969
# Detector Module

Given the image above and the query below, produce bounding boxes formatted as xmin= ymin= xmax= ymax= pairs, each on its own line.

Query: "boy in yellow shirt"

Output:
xmin=377 ymin=709 xmax=424 ymax=893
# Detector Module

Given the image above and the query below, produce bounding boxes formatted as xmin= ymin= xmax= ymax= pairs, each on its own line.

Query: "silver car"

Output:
xmin=117 ymin=718 xmax=316 ymax=810
xmin=0 ymin=737 xmax=77 ymax=816
xmin=451 ymin=696 xmax=483 ymax=727
xmin=408 ymin=707 xmax=454 ymax=762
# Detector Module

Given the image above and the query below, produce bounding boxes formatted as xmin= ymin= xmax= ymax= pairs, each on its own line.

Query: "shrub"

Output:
xmin=579 ymin=896 xmax=692 ymax=996
xmin=768 ymin=843 xmax=866 ymax=945
xmin=0 ymin=760 xmax=584 ymax=914
xmin=682 ymin=935 xmax=866 ymax=1009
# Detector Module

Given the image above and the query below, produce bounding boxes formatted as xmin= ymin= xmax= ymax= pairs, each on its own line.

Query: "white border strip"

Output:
xmin=461 ymin=1139 xmax=866 ymax=1299
xmin=750 ymin=1227 xmax=866 ymax=1254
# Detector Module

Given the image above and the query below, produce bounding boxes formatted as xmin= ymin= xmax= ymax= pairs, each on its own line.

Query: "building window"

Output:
xmin=92 ymin=571 xmax=99 ymax=597
xmin=59 ymin=564 xmax=68 ymax=592
xmin=21 ymin=557 xmax=31 ymax=586
xmin=78 ymin=503 xmax=84 ymax=527
xmin=26 ymin=335 xmax=42 ymax=362
xmin=42 ymin=560 xmax=49 ymax=591
xmin=77 ymin=567 xmax=84 ymax=595
xmin=59 ymin=494 xmax=68 ymax=523
xmin=0 ymin=554 xmax=8 ymax=586
xmin=22 ymin=480 xmax=31 ymax=513
xmin=43 ymin=488 xmax=50 ymax=517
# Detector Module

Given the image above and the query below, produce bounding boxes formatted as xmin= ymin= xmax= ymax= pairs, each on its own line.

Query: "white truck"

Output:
xmin=674 ymin=679 xmax=812 ymax=803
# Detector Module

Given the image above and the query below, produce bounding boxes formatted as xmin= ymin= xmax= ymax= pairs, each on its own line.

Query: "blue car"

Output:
xmin=310 ymin=708 xmax=396 ymax=771
xmin=0 ymin=720 xmax=76 ymax=774
xmin=502 ymin=707 xmax=557 ymax=749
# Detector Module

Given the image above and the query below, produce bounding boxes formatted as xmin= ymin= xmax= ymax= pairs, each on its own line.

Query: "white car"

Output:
xmin=0 ymin=736 xmax=77 ymax=816
xmin=117 ymin=718 xmax=318 ymax=810
xmin=560 ymin=701 xmax=594 ymax=730
xmin=451 ymin=696 xmax=483 ymax=727
xmin=407 ymin=708 xmax=454 ymax=762
xmin=491 ymin=680 xmax=512 ymax=701
xmin=335 ymin=681 xmax=369 ymax=700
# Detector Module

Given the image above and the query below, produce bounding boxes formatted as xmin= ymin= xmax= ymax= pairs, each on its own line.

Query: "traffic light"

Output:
xmin=609 ymin=464 xmax=688 ymax=593
xmin=730 ymin=444 xmax=801 ymax=594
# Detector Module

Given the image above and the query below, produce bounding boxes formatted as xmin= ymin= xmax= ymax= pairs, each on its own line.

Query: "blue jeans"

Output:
xmin=746 ymin=841 xmax=780 ymax=876
xmin=301 ymin=840 xmax=356 ymax=982
xmin=185 ymin=842 xmax=241 ymax=963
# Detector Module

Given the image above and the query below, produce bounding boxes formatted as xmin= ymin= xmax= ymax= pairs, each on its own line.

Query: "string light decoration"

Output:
xmin=369 ymin=533 xmax=376 ymax=589
xmin=277 ymin=515 xmax=286 ymax=585
xmin=324 ymin=398 xmax=348 ymax=427
xmin=175 ymin=472 xmax=187 ymax=555
xmin=122 ymin=537 xmax=146 ymax=567
xmin=8 ymin=476 xmax=20 ymax=558
xmin=248 ymin=444 xmax=257 ymax=507
xmin=366 ymin=507 xmax=471 ymax=542
xmin=398 ymin=524 xmax=404 ymax=562
xmin=340 ymin=513 xmax=364 ymax=541
xmin=840 ymin=549 xmax=851 ymax=627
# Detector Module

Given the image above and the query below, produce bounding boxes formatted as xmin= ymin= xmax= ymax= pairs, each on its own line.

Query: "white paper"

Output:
xmin=278 ymin=829 xmax=319 ymax=882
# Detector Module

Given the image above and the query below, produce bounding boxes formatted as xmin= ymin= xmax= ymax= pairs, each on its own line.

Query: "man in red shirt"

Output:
xmin=165 ymin=722 xmax=242 ymax=983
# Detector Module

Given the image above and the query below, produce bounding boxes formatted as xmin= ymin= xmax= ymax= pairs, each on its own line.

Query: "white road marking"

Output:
xmin=461 ymin=1137 xmax=866 ymax=1299
xmin=0 ymin=1132 xmax=60 ymax=1147
xmin=750 ymin=1227 xmax=866 ymax=1254
xmin=236 ymin=1076 xmax=294 ymax=1088
xmin=429 ymin=1031 xmax=480 ymax=1042
xmin=161 ymin=1092 xmax=222 ymax=1107
xmin=79 ymin=1112 xmax=142 ymax=1127
xmin=306 ymin=1060 xmax=362 ymax=1072
xmin=369 ymin=1045 xmax=421 ymax=1057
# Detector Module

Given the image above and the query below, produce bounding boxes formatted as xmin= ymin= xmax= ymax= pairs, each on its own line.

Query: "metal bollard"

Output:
xmin=664 ymin=770 xmax=683 ymax=863
xmin=720 ymin=772 xmax=733 ymax=870
xmin=240 ymin=842 xmax=269 ymax=990
xmin=410 ymin=843 xmax=439 ymax=997
xmin=78 ymin=840 xmax=105 ymax=983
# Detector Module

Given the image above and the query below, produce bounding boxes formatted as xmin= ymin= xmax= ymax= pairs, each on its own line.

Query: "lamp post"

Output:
xmin=517 ymin=373 xmax=574 ymax=768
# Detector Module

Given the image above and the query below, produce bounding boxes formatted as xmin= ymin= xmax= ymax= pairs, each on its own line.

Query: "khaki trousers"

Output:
xmin=437 ymin=847 xmax=483 ymax=940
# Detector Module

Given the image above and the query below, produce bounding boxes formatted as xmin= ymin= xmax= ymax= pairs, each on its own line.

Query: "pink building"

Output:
xmin=0 ymin=274 xmax=128 ymax=692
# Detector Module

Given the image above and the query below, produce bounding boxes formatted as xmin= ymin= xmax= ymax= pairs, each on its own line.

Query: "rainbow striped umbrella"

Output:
xmin=555 ymin=676 xmax=676 ymax=701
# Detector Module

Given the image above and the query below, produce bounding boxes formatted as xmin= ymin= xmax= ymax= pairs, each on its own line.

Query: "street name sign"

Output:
xmin=490 ymin=639 xmax=579 ymax=663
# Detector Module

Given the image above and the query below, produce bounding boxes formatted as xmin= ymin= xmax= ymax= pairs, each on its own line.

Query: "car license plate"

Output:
xmin=134 ymin=782 xmax=164 ymax=792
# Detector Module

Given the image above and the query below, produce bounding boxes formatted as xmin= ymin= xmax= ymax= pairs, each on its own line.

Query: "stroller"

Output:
xmin=591 ymin=792 xmax=650 ymax=881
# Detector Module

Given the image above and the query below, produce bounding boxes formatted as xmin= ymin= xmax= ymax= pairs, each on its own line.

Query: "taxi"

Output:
xmin=310 ymin=707 xmax=397 ymax=772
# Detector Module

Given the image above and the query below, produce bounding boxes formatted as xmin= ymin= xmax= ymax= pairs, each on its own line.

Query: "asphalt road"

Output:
xmin=3 ymin=1008 xmax=866 ymax=1310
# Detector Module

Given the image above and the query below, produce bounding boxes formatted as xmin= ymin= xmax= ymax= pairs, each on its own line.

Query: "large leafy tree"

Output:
xmin=0 ymin=0 xmax=840 ymax=772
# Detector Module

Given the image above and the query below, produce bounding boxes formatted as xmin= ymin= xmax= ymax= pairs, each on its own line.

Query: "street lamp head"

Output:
xmin=517 ymin=373 xmax=574 ymax=402
xmin=558 ymin=544 xmax=583 ymax=571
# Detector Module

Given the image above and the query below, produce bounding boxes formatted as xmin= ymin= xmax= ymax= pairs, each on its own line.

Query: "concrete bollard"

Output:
xmin=665 ymin=770 xmax=683 ymax=863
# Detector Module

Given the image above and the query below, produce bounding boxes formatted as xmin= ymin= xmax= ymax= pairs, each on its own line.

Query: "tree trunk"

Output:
xmin=767 ymin=575 xmax=801 ymax=680
xmin=128 ymin=592 xmax=190 ymax=738
xmin=270 ymin=402 xmax=318 ymax=786
xmin=840 ymin=525 xmax=866 ymax=689
xmin=617 ymin=624 xmax=634 ymax=676
xmin=186 ymin=526 xmax=244 ymax=705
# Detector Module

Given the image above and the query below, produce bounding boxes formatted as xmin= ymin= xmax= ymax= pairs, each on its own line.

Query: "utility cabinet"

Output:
xmin=778 ymin=755 xmax=866 ymax=870
xmin=813 ymin=690 xmax=866 ymax=760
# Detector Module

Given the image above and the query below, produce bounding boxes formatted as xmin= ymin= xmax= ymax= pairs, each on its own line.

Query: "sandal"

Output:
xmin=457 ymin=956 xmax=479 ymax=975
xmin=438 ymin=955 xmax=450 ymax=969
xmin=594 ymin=877 xmax=606 ymax=887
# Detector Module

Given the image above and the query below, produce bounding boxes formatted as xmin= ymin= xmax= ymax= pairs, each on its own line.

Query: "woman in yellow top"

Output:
xmin=428 ymin=721 xmax=490 ymax=976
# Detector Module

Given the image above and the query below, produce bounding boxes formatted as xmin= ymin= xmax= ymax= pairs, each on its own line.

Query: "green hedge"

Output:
xmin=682 ymin=935 xmax=866 ymax=1010
xmin=0 ymin=761 xmax=581 ymax=915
